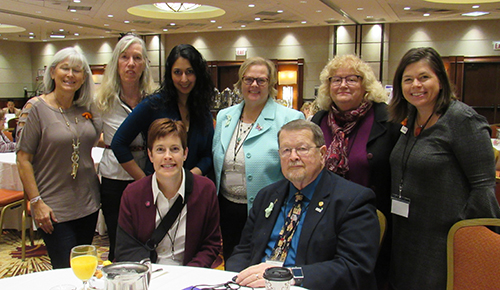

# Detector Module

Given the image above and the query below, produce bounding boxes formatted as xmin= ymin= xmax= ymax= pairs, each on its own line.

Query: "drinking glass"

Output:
xmin=70 ymin=245 xmax=98 ymax=290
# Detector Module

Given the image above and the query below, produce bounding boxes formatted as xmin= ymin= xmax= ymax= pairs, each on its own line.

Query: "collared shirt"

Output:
xmin=152 ymin=169 xmax=187 ymax=265
xmin=262 ymin=171 xmax=323 ymax=266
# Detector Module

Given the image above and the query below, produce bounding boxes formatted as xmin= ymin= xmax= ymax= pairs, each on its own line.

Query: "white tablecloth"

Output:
xmin=0 ymin=264 xmax=307 ymax=290
xmin=0 ymin=148 xmax=104 ymax=230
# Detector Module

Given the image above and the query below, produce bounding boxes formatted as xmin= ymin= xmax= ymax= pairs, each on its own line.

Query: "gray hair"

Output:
xmin=278 ymin=119 xmax=325 ymax=147
xmin=43 ymin=47 xmax=94 ymax=107
xmin=95 ymin=34 xmax=155 ymax=112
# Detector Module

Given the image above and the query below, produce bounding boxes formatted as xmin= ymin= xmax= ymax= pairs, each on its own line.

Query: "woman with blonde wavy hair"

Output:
xmin=95 ymin=33 xmax=155 ymax=261
xmin=311 ymin=54 xmax=400 ymax=289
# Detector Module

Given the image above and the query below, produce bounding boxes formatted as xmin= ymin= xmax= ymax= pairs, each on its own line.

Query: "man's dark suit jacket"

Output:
xmin=226 ymin=169 xmax=379 ymax=290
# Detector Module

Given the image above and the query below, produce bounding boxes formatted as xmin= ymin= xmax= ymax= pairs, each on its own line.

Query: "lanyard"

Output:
xmin=398 ymin=112 xmax=434 ymax=198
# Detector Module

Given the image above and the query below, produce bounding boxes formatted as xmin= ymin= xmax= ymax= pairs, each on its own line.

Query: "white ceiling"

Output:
xmin=1 ymin=0 xmax=499 ymax=42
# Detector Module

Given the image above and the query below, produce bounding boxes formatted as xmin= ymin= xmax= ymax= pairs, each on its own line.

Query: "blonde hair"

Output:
xmin=316 ymin=55 xmax=387 ymax=110
xmin=234 ymin=57 xmax=278 ymax=99
xmin=95 ymin=34 xmax=155 ymax=112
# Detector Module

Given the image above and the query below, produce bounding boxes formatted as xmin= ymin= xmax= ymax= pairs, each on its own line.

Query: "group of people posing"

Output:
xmin=14 ymin=32 xmax=500 ymax=290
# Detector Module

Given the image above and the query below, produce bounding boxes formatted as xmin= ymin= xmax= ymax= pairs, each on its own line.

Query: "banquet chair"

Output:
xmin=3 ymin=130 xmax=13 ymax=142
xmin=446 ymin=218 xmax=500 ymax=290
xmin=0 ymin=189 xmax=34 ymax=261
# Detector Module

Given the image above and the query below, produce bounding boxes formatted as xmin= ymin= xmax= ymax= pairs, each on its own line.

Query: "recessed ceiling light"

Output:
xmin=74 ymin=33 xmax=79 ymax=36
xmin=366 ymin=15 xmax=373 ymax=18
xmin=277 ymin=10 xmax=284 ymax=13
xmin=104 ymin=24 xmax=109 ymax=26
xmin=210 ymin=20 xmax=216 ymax=23
xmin=404 ymin=7 xmax=411 ymax=10
xmin=36 ymin=11 xmax=41 ymax=14
xmin=163 ymin=28 xmax=168 ymax=31
xmin=131 ymin=29 xmax=136 ymax=31
xmin=124 ymin=20 xmax=130 ymax=24
xmin=69 ymin=9 xmax=76 ymax=12
xmin=105 ymin=31 xmax=111 ymax=33
xmin=29 ymin=32 xmax=34 ymax=35
xmin=462 ymin=11 xmax=489 ymax=16
xmin=29 ymin=36 xmax=34 ymax=39
xmin=73 ymin=0 xmax=81 ymax=3
xmin=59 ymin=28 xmax=64 ymax=32
xmin=472 ymin=5 xmax=480 ymax=8
xmin=170 ymin=23 xmax=176 ymax=26
xmin=107 ymin=14 xmax=113 ymax=18
xmin=78 ymin=26 xmax=83 ymax=29
xmin=50 ymin=35 xmax=65 ymax=39
xmin=301 ymin=21 xmax=307 ymax=24
xmin=357 ymin=8 xmax=364 ymax=11
xmin=217 ymin=26 xmax=222 ymax=29
xmin=255 ymin=17 xmax=261 ymax=21
xmin=423 ymin=13 xmax=430 ymax=16
xmin=316 ymin=10 xmax=322 ymax=13
xmin=241 ymin=25 xmax=246 ymax=28
xmin=248 ymin=4 xmax=255 ymax=8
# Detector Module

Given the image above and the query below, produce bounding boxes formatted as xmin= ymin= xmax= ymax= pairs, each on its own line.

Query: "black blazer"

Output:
xmin=227 ymin=170 xmax=379 ymax=290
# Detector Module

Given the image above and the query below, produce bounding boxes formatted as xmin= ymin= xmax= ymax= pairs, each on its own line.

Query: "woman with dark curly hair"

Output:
xmin=112 ymin=44 xmax=215 ymax=179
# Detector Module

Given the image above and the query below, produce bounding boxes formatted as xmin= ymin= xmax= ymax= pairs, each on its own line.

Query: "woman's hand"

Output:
xmin=32 ymin=199 xmax=58 ymax=234
xmin=190 ymin=167 xmax=202 ymax=175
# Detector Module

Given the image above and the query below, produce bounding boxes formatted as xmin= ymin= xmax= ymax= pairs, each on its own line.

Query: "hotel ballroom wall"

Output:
xmin=0 ymin=19 xmax=499 ymax=100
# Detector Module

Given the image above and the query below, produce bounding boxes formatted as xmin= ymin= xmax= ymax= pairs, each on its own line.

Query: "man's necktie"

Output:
xmin=269 ymin=192 xmax=304 ymax=262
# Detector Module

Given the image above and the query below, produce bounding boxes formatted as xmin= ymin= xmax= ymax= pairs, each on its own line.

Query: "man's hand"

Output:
xmin=234 ymin=262 xmax=275 ymax=288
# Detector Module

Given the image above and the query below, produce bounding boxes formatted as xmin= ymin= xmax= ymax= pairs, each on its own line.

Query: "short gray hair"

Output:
xmin=278 ymin=119 xmax=325 ymax=147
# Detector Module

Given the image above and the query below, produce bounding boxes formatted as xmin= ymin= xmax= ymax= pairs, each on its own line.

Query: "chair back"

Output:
xmin=3 ymin=130 xmax=13 ymax=142
xmin=447 ymin=218 xmax=500 ymax=290
xmin=376 ymin=209 xmax=387 ymax=250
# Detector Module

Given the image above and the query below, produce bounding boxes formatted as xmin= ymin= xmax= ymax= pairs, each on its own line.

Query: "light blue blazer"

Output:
xmin=213 ymin=97 xmax=305 ymax=211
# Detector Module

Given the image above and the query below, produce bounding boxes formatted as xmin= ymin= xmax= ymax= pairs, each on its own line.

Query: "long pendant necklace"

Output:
xmin=54 ymin=96 xmax=80 ymax=179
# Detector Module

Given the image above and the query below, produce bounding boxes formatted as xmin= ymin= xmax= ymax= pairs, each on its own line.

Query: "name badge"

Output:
xmin=391 ymin=195 xmax=410 ymax=218
xmin=225 ymin=171 xmax=244 ymax=187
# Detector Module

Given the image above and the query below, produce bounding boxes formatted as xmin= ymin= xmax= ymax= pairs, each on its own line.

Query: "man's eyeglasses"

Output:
xmin=328 ymin=75 xmax=362 ymax=86
xmin=242 ymin=77 xmax=269 ymax=86
xmin=279 ymin=146 xmax=321 ymax=157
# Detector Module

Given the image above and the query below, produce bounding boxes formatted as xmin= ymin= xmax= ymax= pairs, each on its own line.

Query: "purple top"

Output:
xmin=320 ymin=107 xmax=374 ymax=187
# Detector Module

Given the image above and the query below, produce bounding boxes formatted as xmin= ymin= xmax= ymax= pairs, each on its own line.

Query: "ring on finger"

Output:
xmin=256 ymin=273 xmax=259 ymax=280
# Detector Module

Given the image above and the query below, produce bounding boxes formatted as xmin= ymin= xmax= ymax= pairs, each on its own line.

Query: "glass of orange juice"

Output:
xmin=70 ymin=245 xmax=98 ymax=290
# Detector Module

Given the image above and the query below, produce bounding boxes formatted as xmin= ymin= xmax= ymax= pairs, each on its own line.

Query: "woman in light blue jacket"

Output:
xmin=213 ymin=57 xmax=304 ymax=261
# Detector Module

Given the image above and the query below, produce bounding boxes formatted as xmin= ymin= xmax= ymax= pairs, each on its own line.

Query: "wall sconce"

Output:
xmin=278 ymin=71 xmax=297 ymax=85
xmin=278 ymin=71 xmax=297 ymax=108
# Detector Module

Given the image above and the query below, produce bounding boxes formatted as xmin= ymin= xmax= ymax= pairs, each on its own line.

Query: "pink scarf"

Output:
xmin=325 ymin=100 xmax=372 ymax=176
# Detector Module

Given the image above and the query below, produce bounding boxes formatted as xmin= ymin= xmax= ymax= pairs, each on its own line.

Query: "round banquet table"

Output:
xmin=0 ymin=264 xmax=307 ymax=290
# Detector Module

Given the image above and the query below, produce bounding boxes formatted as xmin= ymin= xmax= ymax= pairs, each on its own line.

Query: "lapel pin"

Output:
xmin=265 ymin=199 xmax=278 ymax=218
xmin=225 ymin=115 xmax=232 ymax=127
xmin=315 ymin=207 xmax=323 ymax=213
xmin=145 ymin=201 xmax=151 ymax=207
xmin=256 ymin=124 xmax=262 ymax=131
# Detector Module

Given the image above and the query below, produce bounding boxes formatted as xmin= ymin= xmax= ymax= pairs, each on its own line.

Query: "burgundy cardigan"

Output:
xmin=117 ymin=172 xmax=221 ymax=267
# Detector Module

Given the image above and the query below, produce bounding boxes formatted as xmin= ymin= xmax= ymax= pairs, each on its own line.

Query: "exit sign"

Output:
xmin=236 ymin=48 xmax=247 ymax=56
xmin=494 ymin=41 xmax=500 ymax=51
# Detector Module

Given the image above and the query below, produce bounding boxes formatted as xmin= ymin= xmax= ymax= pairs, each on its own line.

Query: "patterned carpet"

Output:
xmin=0 ymin=229 xmax=110 ymax=279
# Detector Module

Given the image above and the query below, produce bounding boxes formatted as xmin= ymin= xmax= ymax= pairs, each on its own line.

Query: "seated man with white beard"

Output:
xmin=226 ymin=119 xmax=379 ymax=289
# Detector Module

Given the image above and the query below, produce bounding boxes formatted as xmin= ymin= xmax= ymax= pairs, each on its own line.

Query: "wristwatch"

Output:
xmin=289 ymin=267 xmax=304 ymax=286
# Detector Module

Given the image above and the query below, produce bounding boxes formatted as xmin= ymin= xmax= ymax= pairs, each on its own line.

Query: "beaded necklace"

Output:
xmin=54 ymin=96 xmax=81 ymax=179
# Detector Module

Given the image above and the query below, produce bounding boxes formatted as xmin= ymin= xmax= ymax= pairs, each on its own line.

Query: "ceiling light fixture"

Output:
xmin=50 ymin=35 xmax=65 ymax=38
xmin=472 ymin=5 xmax=480 ymax=8
xmin=154 ymin=3 xmax=201 ymax=12
xmin=423 ymin=13 xmax=430 ymax=16
xmin=248 ymin=4 xmax=255 ymax=8
xmin=462 ymin=11 xmax=489 ymax=16
xmin=404 ymin=7 xmax=411 ymax=10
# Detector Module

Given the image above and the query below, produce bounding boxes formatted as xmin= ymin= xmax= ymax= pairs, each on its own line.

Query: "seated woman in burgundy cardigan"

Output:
xmin=115 ymin=118 xmax=221 ymax=267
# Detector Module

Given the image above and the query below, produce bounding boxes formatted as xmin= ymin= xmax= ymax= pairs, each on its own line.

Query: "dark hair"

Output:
xmin=155 ymin=44 xmax=214 ymax=129
xmin=278 ymin=119 xmax=325 ymax=147
xmin=388 ymin=47 xmax=456 ymax=123
xmin=147 ymin=118 xmax=187 ymax=151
